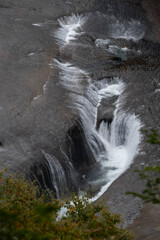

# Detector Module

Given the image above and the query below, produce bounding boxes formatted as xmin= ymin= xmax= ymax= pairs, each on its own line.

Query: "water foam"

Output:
xmin=53 ymin=12 xmax=143 ymax=200
xmin=91 ymin=111 xmax=141 ymax=201
xmin=54 ymin=59 xmax=141 ymax=200
xmin=55 ymin=14 xmax=88 ymax=46
xmin=109 ymin=18 xmax=145 ymax=41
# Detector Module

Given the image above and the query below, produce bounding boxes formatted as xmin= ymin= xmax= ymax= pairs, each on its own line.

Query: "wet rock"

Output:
xmin=68 ymin=123 xmax=98 ymax=172
xmin=0 ymin=1 xmax=160 ymax=237
xmin=96 ymin=95 xmax=117 ymax=130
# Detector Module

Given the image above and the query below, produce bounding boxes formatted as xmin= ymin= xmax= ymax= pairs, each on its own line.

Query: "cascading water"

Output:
xmin=42 ymin=151 xmax=67 ymax=198
xmin=50 ymin=12 xmax=143 ymax=200
xmin=29 ymin=149 xmax=77 ymax=198
xmin=55 ymin=14 xmax=89 ymax=46
xmin=109 ymin=17 xmax=145 ymax=41
xmin=53 ymin=58 xmax=141 ymax=200
xmin=92 ymin=111 xmax=141 ymax=201
xmin=29 ymin=151 xmax=68 ymax=198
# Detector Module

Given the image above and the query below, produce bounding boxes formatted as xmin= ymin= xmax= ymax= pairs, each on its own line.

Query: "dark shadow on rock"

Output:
xmin=67 ymin=123 xmax=97 ymax=172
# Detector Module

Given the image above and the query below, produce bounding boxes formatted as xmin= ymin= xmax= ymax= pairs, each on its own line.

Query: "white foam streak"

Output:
xmin=110 ymin=18 xmax=145 ymax=41
xmin=42 ymin=151 xmax=67 ymax=198
xmin=55 ymin=14 xmax=88 ymax=46
xmin=28 ymin=53 xmax=35 ymax=56
xmin=32 ymin=23 xmax=45 ymax=27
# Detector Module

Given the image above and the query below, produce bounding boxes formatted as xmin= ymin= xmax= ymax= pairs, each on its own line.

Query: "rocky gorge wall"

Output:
xmin=0 ymin=1 xmax=160 ymax=239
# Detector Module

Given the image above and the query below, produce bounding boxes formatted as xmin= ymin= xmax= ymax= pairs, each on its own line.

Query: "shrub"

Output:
xmin=127 ymin=166 xmax=160 ymax=204
xmin=127 ymin=129 xmax=160 ymax=203
xmin=0 ymin=171 xmax=133 ymax=240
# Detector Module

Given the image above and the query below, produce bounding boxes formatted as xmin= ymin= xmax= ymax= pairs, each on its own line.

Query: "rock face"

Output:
xmin=127 ymin=203 xmax=160 ymax=240
xmin=0 ymin=0 xmax=83 ymax=173
xmin=0 ymin=0 xmax=160 ymax=238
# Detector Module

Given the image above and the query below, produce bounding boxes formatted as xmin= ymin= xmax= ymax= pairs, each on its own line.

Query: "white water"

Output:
xmin=55 ymin=14 xmax=89 ymax=46
xmin=54 ymin=59 xmax=141 ymax=200
xmin=42 ymin=151 xmax=67 ymax=198
xmin=51 ymin=12 xmax=143 ymax=200
xmin=32 ymin=23 xmax=45 ymax=27
xmin=91 ymin=111 xmax=141 ymax=201
xmin=108 ymin=17 xmax=145 ymax=41
xmin=95 ymin=40 xmax=129 ymax=60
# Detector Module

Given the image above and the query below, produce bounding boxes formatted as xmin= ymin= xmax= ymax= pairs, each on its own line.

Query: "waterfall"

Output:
xmin=91 ymin=111 xmax=141 ymax=201
xmin=42 ymin=151 xmax=67 ymax=198
xmin=55 ymin=14 xmax=89 ymax=46
xmin=53 ymin=58 xmax=141 ymax=200
xmin=49 ymin=11 xmax=144 ymax=200
xmin=55 ymin=13 xmax=145 ymax=46
xmin=29 ymin=150 xmax=76 ymax=198
xmin=109 ymin=17 xmax=145 ymax=41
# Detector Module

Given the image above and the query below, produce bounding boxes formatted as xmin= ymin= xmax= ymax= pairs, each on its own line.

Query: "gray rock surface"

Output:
xmin=0 ymin=0 xmax=160 ymax=238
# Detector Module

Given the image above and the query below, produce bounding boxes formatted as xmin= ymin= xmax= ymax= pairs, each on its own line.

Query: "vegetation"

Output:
xmin=0 ymin=170 xmax=133 ymax=240
xmin=127 ymin=166 xmax=160 ymax=204
xmin=1 ymin=129 xmax=160 ymax=239
xmin=143 ymin=129 xmax=160 ymax=145
xmin=127 ymin=129 xmax=160 ymax=204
